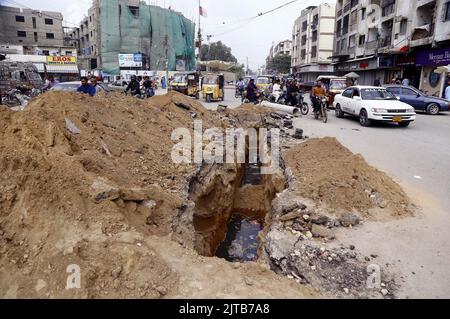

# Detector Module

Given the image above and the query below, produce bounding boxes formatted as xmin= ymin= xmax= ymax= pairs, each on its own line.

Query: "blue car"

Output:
xmin=385 ymin=85 xmax=450 ymax=115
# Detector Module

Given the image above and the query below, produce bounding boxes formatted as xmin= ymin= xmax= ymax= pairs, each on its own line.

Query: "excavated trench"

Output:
xmin=187 ymin=157 xmax=287 ymax=262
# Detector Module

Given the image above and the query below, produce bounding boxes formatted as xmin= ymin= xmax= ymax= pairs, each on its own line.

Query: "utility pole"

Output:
xmin=197 ymin=0 xmax=202 ymax=69
xmin=165 ymin=35 xmax=169 ymax=82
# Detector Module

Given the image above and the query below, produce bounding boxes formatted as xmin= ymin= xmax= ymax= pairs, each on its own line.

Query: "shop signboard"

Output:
xmin=46 ymin=56 xmax=77 ymax=65
xmin=118 ymin=53 xmax=143 ymax=68
xmin=416 ymin=48 xmax=450 ymax=67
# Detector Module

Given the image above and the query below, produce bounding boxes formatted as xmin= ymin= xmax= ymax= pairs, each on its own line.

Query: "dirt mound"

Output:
xmin=0 ymin=91 xmax=218 ymax=298
xmin=284 ymin=137 xmax=413 ymax=217
xmin=0 ymin=91 xmax=316 ymax=299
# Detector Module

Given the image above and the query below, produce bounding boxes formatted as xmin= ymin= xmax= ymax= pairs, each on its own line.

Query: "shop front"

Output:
xmin=296 ymin=64 xmax=334 ymax=83
xmin=335 ymin=57 xmax=384 ymax=86
xmin=416 ymin=47 xmax=450 ymax=98
xmin=46 ymin=56 xmax=79 ymax=82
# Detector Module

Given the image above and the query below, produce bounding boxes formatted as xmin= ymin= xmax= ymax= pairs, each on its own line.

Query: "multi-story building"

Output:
xmin=332 ymin=0 xmax=450 ymax=97
xmin=66 ymin=0 xmax=196 ymax=77
xmin=0 ymin=5 xmax=64 ymax=47
xmin=291 ymin=4 xmax=336 ymax=82
xmin=266 ymin=40 xmax=292 ymax=67
xmin=0 ymin=5 xmax=79 ymax=81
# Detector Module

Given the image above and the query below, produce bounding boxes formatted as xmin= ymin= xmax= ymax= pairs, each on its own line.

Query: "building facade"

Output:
xmin=291 ymin=4 xmax=336 ymax=82
xmin=266 ymin=40 xmax=292 ymax=66
xmin=66 ymin=0 xmax=196 ymax=77
xmin=0 ymin=5 xmax=64 ymax=47
xmin=332 ymin=0 xmax=450 ymax=97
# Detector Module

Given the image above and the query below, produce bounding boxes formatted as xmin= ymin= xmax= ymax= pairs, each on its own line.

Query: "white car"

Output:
xmin=333 ymin=86 xmax=416 ymax=127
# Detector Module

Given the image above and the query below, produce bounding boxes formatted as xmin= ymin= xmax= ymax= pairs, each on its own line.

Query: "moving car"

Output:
xmin=334 ymin=86 xmax=416 ymax=127
xmin=51 ymin=81 xmax=110 ymax=93
xmin=384 ymin=85 xmax=450 ymax=115
xmin=109 ymin=80 xmax=129 ymax=91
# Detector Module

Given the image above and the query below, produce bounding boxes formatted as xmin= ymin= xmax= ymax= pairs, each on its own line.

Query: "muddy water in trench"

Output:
xmin=215 ymin=163 xmax=266 ymax=262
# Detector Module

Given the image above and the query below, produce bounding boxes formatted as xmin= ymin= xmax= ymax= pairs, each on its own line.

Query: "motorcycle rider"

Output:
xmin=246 ymin=79 xmax=258 ymax=103
xmin=271 ymin=79 xmax=283 ymax=102
xmin=125 ymin=75 xmax=142 ymax=97
xmin=236 ymin=78 xmax=245 ymax=97
xmin=142 ymin=76 xmax=154 ymax=98
xmin=311 ymin=80 xmax=326 ymax=114
xmin=287 ymin=80 xmax=299 ymax=106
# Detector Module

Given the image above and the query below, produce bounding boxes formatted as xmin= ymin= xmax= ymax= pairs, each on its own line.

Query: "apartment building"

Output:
xmin=266 ymin=40 xmax=292 ymax=68
xmin=66 ymin=0 xmax=196 ymax=76
xmin=0 ymin=5 xmax=64 ymax=47
xmin=291 ymin=4 xmax=336 ymax=82
xmin=332 ymin=0 xmax=450 ymax=96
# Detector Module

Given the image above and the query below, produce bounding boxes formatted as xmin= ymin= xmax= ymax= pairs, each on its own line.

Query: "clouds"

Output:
xmin=12 ymin=0 xmax=326 ymax=69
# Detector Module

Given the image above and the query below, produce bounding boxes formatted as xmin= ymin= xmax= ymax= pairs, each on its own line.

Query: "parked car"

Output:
xmin=51 ymin=81 xmax=110 ymax=93
xmin=334 ymin=86 xmax=416 ymax=127
xmin=109 ymin=80 xmax=129 ymax=92
xmin=384 ymin=85 xmax=450 ymax=115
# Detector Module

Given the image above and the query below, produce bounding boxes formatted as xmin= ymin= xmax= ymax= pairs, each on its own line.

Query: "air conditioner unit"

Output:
xmin=394 ymin=22 xmax=401 ymax=34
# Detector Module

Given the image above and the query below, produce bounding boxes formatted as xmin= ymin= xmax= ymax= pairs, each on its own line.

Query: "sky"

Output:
xmin=0 ymin=0 xmax=329 ymax=69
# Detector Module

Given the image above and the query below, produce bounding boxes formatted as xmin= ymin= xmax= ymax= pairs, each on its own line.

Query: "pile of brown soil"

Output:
xmin=0 ymin=91 xmax=218 ymax=298
xmin=0 ymin=91 xmax=314 ymax=299
xmin=284 ymin=137 xmax=413 ymax=217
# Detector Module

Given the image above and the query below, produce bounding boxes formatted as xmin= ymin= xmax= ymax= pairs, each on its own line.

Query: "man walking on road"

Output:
xmin=77 ymin=77 xmax=96 ymax=97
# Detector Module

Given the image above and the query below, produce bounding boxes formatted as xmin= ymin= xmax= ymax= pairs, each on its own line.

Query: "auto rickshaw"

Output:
xmin=316 ymin=76 xmax=348 ymax=108
xmin=201 ymin=73 xmax=225 ymax=103
xmin=168 ymin=71 xmax=200 ymax=99
xmin=256 ymin=75 xmax=275 ymax=92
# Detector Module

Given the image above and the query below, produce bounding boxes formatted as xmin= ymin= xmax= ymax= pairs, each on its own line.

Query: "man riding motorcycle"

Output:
xmin=125 ymin=75 xmax=142 ymax=97
xmin=236 ymin=78 xmax=245 ymax=98
xmin=246 ymin=79 xmax=258 ymax=103
xmin=311 ymin=80 xmax=326 ymax=114
xmin=270 ymin=79 xmax=283 ymax=103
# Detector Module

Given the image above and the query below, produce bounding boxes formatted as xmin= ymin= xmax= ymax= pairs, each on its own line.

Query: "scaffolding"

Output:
xmin=100 ymin=0 xmax=196 ymax=74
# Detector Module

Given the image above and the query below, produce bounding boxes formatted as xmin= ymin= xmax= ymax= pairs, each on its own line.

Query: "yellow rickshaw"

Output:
xmin=256 ymin=75 xmax=275 ymax=91
xmin=201 ymin=73 xmax=225 ymax=103
xmin=169 ymin=71 xmax=200 ymax=99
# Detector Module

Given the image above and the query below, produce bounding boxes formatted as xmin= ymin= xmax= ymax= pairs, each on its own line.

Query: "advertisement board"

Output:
xmin=46 ymin=56 xmax=77 ymax=65
xmin=118 ymin=54 xmax=143 ymax=68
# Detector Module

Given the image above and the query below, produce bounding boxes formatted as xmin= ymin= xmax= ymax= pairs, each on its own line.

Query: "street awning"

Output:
xmin=33 ymin=63 xmax=45 ymax=73
xmin=46 ymin=64 xmax=79 ymax=74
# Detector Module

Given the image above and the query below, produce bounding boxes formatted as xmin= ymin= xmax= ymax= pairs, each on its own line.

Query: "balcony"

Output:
xmin=410 ymin=23 xmax=434 ymax=47
xmin=344 ymin=3 xmax=351 ymax=13
xmin=380 ymin=36 xmax=392 ymax=47
xmin=337 ymin=9 xmax=343 ymax=17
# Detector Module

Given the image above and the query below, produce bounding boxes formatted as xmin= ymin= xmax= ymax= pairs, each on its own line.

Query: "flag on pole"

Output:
xmin=199 ymin=6 xmax=208 ymax=17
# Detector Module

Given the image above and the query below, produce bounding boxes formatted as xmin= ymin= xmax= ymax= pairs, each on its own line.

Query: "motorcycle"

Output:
xmin=313 ymin=96 xmax=329 ymax=123
xmin=243 ymin=89 xmax=265 ymax=105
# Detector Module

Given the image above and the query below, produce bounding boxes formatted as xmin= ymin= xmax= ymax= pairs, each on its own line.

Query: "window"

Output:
xmin=361 ymin=8 xmax=366 ymax=20
xmin=387 ymin=87 xmax=401 ymax=95
xmin=17 ymin=31 xmax=26 ymax=37
xmin=359 ymin=35 xmax=366 ymax=46
xmin=46 ymin=33 xmax=55 ymax=39
xmin=15 ymin=15 xmax=25 ymax=22
xmin=342 ymin=88 xmax=354 ymax=98
xmin=45 ymin=18 xmax=53 ymax=25
xmin=34 ymin=32 xmax=38 ymax=42
xmin=302 ymin=21 xmax=307 ymax=31
xmin=66 ymin=51 xmax=73 ymax=56
xmin=311 ymin=46 xmax=317 ymax=58
xmin=445 ymin=2 xmax=450 ymax=21
xmin=301 ymin=35 xmax=307 ymax=45
xmin=312 ymin=30 xmax=318 ymax=42
xmin=402 ymin=88 xmax=418 ymax=96
xmin=32 ymin=17 xmax=36 ymax=28
xmin=43 ymin=50 xmax=50 ymax=56
xmin=400 ymin=19 xmax=408 ymax=35
xmin=128 ymin=6 xmax=139 ymax=17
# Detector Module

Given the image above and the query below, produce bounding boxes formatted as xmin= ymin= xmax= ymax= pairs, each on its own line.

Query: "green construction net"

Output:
xmin=100 ymin=0 xmax=196 ymax=74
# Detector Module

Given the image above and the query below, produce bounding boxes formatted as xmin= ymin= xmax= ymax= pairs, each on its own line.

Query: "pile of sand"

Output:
xmin=284 ymin=137 xmax=413 ymax=217
xmin=0 ymin=91 xmax=223 ymax=298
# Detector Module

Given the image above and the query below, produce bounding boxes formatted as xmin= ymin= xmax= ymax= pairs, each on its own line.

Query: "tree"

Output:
xmin=267 ymin=53 xmax=291 ymax=74
xmin=200 ymin=41 xmax=238 ymax=63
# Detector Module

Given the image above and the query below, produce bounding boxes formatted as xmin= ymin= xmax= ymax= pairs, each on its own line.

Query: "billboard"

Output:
xmin=118 ymin=53 xmax=143 ymax=68
xmin=46 ymin=56 xmax=77 ymax=65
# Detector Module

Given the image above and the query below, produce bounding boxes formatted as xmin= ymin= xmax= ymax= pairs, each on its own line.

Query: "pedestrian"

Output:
xmin=445 ymin=79 xmax=450 ymax=101
xmin=246 ymin=79 xmax=258 ymax=102
xmin=374 ymin=78 xmax=381 ymax=87
xmin=77 ymin=76 xmax=96 ymax=97
xmin=43 ymin=75 xmax=57 ymax=91
xmin=90 ymin=77 xmax=102 ymax=94
xmin=402 ymin=78 xmax=410 ymax=86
